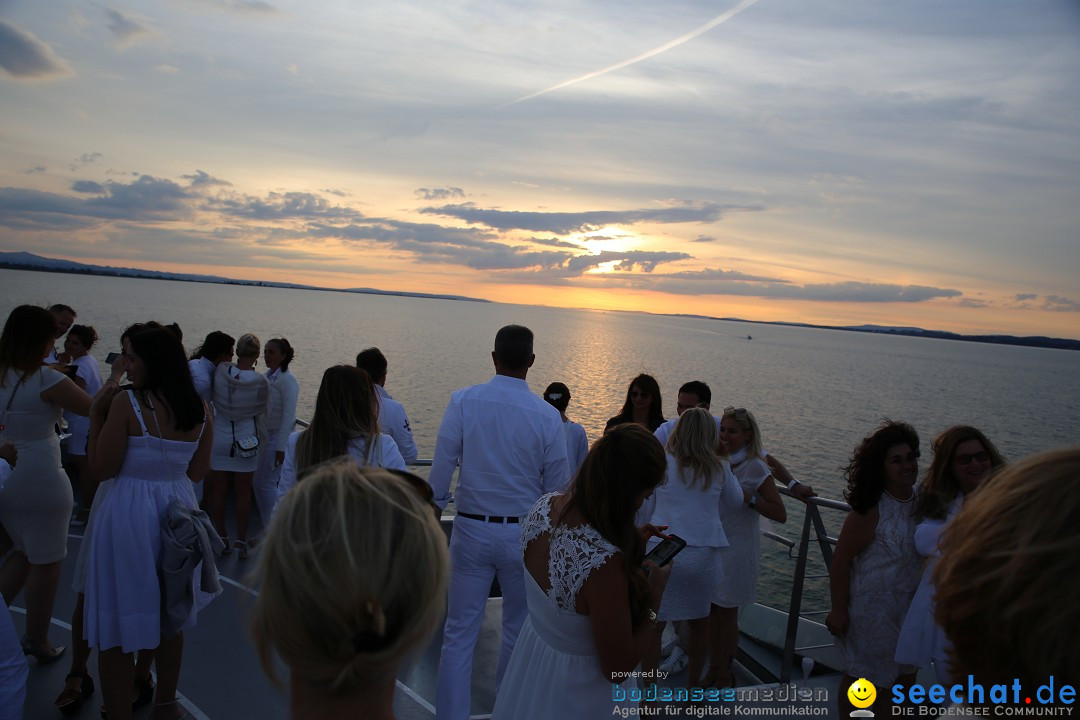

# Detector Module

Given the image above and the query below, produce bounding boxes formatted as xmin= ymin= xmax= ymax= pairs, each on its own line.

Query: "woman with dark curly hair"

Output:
xmin=603 ymin=373 xmax=665 ymax=434
xmin=895 ymin=425 xmax=1006 ymax=678
xmin=825 ymin=419 xmax=922 ymax=717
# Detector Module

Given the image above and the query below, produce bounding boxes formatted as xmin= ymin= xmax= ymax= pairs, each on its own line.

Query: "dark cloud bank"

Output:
xmin=0 ymin=171 xmax=1025 ymax=308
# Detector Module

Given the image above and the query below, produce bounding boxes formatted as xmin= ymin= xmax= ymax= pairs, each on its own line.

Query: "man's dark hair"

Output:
xmin=493 ymin=325 xmax=533 ymax=370
xmin=355 ymin=347 xmax=388 ymax=381
xmin=679 ymin=380 xmax=711 ymax=406
xmin=48 ymin=304 xmax=76 ymax=316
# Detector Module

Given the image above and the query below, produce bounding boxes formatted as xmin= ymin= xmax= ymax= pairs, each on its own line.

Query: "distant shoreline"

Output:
xmin=2 ymin=254 xmax=1077 ymax=351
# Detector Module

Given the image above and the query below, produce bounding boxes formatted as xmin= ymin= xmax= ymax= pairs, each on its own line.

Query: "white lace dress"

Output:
xmin=836 ymin=492 xmax=921 ymax=686
xmin=492 ymin=493 xmax=638 ymax=719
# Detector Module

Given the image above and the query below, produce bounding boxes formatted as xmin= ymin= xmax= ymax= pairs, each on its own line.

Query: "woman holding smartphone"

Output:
xmin=492 ymin=424 xmax=671 ymax=719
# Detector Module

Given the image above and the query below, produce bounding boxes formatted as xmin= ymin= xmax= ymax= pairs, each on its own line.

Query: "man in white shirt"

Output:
xmin=356 ymin=347 xmax=418 ymax=465
xmin=430 ymin=325 xmax=570 ymax=720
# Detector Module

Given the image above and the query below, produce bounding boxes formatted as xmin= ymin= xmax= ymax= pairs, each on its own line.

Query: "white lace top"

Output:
xmin=521 ymin=493 xmax=620 ymax=612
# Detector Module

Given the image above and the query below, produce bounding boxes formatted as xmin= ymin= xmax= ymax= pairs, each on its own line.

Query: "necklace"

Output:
xmin=883 ymin=488 xmax=914 ymax=503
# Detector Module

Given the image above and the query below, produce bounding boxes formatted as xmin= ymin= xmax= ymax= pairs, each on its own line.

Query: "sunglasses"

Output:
xmin=954 ymin=451 xmax=990 ymax=466
xmin=723 ymin=406 xmax=748 ymax=417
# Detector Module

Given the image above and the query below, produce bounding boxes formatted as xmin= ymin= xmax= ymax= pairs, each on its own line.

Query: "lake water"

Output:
xmin=4 ymin=268 xmax=1078 ymax=606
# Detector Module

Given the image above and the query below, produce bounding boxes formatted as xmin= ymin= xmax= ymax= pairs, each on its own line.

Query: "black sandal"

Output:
xmin=56 ymin=671 xmax=95 ymax=717
xmin=100 ymin=673 xmax=155 ymax=719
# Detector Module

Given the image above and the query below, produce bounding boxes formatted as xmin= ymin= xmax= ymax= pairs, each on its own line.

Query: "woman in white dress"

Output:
xmin=61 ymin=324 xmax=103 ymax=526
xmin=207 ymin=333 xmax=268 ymax=558
xmin=708 ymin=406 xmax=787 ymax=687
xmin=187 ymin=332 xmax=234 ymax=406
xmin=277 ymin=366 xmax=404 ymax=506
xmin=253 ymin=460 xmax=448 ymax=720
xmin=639 ymin=408 xmax=744 ymax=687
xmin=251 ymin=338 xmax=298 ymax=530
xmin=84 ymin=327 xmax=216 ymax=720
xmin=492 ymin=423 xmax=672 ymax=719
xmin=0 ymin=306 xmax=108 ymax=663
xmin=894 ymin=425 xmax=1005 ymax=679
xmin=825 ymin=420 xmax=922 ymax=717
xmin=543 ymin=382 xmax=588 ymax=476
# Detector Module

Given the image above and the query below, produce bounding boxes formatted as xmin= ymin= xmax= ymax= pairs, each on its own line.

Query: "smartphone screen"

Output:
xmin=105 ymin=352 xmax=121 ymax=364
xmin=643 ymin=534 xmax=687 ymax=567
xmin=62 ymin=364 xmax=80 ymax=380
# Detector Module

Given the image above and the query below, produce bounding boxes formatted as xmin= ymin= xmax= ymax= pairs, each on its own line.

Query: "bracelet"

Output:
xmin=105 ymin=378 xmax=120 ymax=387
xmin=786 ymin=478 xmax=799 ymax=490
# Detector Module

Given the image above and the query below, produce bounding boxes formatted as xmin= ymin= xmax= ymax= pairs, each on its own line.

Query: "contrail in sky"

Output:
xmin=505 ymin=0 xmax=763 ymax=107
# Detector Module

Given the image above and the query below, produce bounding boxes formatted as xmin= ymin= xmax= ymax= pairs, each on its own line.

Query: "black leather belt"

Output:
xmin=457 ymin=512 xmax=521 ymax=523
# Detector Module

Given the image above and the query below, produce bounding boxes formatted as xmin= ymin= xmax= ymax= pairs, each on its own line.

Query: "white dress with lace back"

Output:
xmin=492 ymin=493 xmax=638 ymax=719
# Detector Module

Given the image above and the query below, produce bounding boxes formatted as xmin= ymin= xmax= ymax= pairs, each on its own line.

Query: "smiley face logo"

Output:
xmin=847 ymin=678 xmax=876 ymax=709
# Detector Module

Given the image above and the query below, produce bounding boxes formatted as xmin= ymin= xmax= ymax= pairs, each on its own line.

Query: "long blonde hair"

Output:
xmin=294 ymin=366 xmax=379 ymax=478
xmin=666 ymin=408 xmax=725 ymax=490
xmin=252 ymin=459 xmax=449 ymax=692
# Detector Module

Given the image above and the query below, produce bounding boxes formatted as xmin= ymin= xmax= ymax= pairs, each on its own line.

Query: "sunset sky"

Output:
xmin=2 ymin=0 xmax=1078 ymax=337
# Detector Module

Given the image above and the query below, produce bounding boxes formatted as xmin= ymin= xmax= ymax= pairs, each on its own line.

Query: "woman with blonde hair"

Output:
xmin=707 ymin=406 xmax=787 ymax=687
xmin=207 ymin=333 xmax=268 ymax=558
xmin=276 ymin=366 xmax=404 ymax=505
xmin=252 ymin=459 xmax=449 ymax=720
xmin=639 ymin=408 xmax=744 ymax=687
xmin=895 ymin=425 xmax=1006 ymax=676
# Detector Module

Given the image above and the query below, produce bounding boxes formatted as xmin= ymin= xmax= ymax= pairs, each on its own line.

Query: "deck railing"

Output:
xmin=773 ymin=489 xmax=850 ymax=683
xmin=293 ymin=418 xmax=845 ymax=682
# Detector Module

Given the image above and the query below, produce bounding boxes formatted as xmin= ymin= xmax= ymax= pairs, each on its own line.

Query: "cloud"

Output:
xmin=105 ymin=9 xmax=150 ymax=48
xmin=308 ymin=220 xmax=572 ymax=271
xmin=72 ymin=180 xmax=105 ymax=194
xmin=1043 ymin=295 xmax=1080 ymax=313
xmin=70 ymin=153 xmax=103 ymax=171
xmin=23 ymin=166 xmax=46 ymax=174
xmin=422 ymin=202 xmax=756 ymax=234
xmin=661 ymin=267 xmax=788 ymax=284
xmin=1014 ymin=293 xmax=1038 ymax=301
xmin=415 ymin=187 xmax=465 ymax=201
xmin=188 ymin=0 xmax=279 ymax=15
xmin=691 ymin=235 xmax=716 ymax=243
xmin=529 ymin=236 xmax=581 ymax=249
xmin=182 ymin=170 xmax=231 ymax=187
xmin=0 ymin=175 xmax=194 ymax=228
xmin=566 ymin=250 xmax=691 ymax=274
xmin=207 ymin=191 xmax=366 ymax=221
xmin=0 ymin=21 xmax=72 ymax=80
xmin=956 ymin=298 xmax=989 ymax=308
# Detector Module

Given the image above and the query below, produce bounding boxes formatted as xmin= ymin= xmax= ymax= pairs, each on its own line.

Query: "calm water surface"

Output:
xmin=5 ymin=269 xmax=1078 ymax=606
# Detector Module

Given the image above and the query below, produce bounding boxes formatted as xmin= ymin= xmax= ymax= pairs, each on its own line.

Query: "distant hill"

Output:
xmin=0 ymin=251 xmax=489 ymax=304
xmin=3 ymin=252 xmax=1076 ymax=350
xmin=672 ymin=315 xmax=1079 ymax=352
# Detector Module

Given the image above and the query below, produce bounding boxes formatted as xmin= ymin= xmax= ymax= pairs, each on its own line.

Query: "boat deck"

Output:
xmin=11 ymin=510 xmax=855 ymax=719
xmin=11 ymin=533 xmax=845 ymax=719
